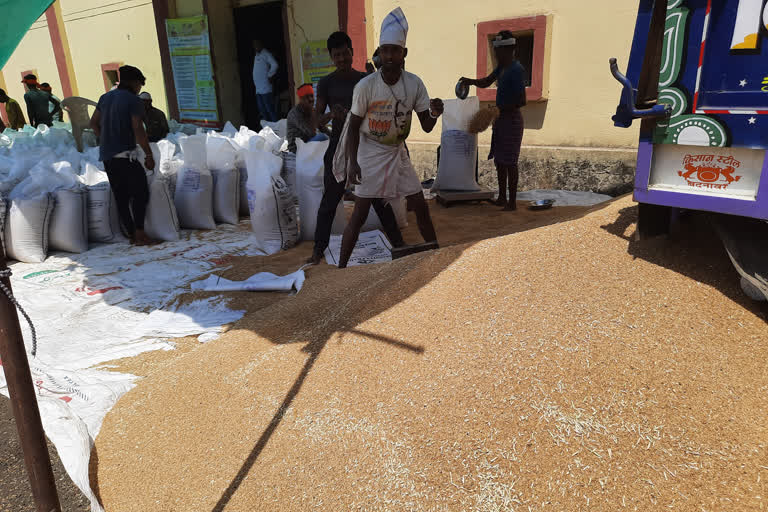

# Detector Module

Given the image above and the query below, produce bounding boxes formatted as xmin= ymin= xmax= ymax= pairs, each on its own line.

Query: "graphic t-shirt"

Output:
xmin=316 ymin=69 xmax=368 ymax=143
xmin=351 ymin=70 xmax=430 ymax=146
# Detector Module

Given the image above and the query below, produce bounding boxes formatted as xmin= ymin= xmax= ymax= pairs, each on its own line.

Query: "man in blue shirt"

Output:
xmin=459 ymin=31 xmax=527 ymax=210
xmin=90 ymin=65 xmax=156 ymax=245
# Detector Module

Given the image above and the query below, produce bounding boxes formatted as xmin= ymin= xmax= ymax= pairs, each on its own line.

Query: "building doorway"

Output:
xmin=234 ymin=1 xmax=292 ymax=129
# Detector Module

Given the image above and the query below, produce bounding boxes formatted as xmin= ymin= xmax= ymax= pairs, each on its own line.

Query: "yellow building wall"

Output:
xmin=1 ymin=1 xmax=168 ymax=121
xmin=284 ymin=0 xmax=340 ymax=97
xmin=1 ymin=14 xmax=61 ymax=119
xmin=369 ymin=0 xmax=641 ymax=149
xmin=60 ymin=0 xmax=168 ymax=115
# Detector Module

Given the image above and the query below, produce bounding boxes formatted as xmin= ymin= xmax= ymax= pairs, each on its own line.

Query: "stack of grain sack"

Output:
xmin=0 ymin=116 xmax=407 ymax=263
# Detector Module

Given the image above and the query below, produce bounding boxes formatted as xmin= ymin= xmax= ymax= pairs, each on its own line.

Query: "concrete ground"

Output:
xmin=0 ymin=397 xmax=89 ymax=512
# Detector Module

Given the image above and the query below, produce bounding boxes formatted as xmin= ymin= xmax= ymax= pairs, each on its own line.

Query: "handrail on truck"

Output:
xmin=609 ymin=57 xmax=671 ymax=128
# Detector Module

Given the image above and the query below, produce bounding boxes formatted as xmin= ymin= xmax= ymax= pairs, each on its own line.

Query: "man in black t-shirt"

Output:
xmin=308 ymin=31 xmax=404 ymax=264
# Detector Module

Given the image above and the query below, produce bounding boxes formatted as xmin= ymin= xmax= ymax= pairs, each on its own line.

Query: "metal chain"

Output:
xmin=0 ymin=269 xmax=37 ymax=357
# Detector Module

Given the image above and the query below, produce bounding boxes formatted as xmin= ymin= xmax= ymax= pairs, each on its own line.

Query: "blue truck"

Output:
xmin=612 ymin=0 xmax=768 ymax=301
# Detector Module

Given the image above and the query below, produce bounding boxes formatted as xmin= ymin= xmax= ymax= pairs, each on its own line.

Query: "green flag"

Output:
xmin=0 ymin=0 xmax=55 ymax=69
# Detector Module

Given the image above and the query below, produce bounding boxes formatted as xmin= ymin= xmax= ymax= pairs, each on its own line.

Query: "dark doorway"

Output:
xmin=234 ymin=1 xmax=292 ymax=129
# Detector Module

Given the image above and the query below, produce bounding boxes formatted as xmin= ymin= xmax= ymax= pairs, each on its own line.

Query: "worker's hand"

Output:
xmin=458 ymin=77 xmax=474 ymax=87
xmin=430 ymin=98 xmax=444 ymax=118
xmin=331 ymin=104 xmax=348 ymax=120
xmin=349 ymin=161 xmax=362 ymax=185
xmin=145 ymin=154 xmax=156 ymax=171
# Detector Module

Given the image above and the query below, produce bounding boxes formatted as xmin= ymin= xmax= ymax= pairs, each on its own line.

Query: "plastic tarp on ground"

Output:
xmin=324 ymin=230 xmax=393 ymax=267
xmin=0 ymin=226 xmax=297 ymax=512
xmin=0 ymin=1 xmax=54 ymax=69
xmin=191 ymin=269 xmax=306 ymax=293
xmin=516 ymin=189 xmax=613 ymax=207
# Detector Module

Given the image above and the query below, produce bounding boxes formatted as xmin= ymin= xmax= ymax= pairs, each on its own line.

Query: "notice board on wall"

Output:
xmin=299 ymin=40 xmax=336 ymax=85
xmin=166 ymin=15 xmax=219 ymax=124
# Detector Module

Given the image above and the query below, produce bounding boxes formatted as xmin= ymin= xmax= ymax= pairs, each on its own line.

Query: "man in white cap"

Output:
xmin=139 ymin=91 xmax=169 ymax=142
xmin=336 ymin=7 xmax=443 ymax=268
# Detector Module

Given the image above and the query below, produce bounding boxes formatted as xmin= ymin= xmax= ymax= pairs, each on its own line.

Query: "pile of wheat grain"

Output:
xmin=93 ymin=196 xmax=767 ymax=511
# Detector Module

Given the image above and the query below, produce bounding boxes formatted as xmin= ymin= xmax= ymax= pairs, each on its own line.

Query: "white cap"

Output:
xmin=380 ymin=7 xmax=408 ymax=48
xmin=138 ymin=92 xmax=152 ymax=100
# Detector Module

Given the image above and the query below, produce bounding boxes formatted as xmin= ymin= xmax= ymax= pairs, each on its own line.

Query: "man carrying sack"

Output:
xmin=335 ymin=7 xmax=443 ymax=268
xmin=90 ymin=65 xmax=156 ymax=246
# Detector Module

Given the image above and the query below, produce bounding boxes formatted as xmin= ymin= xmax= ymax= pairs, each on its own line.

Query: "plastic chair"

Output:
xmin=61 ymin=97 xmax=98 ymax=152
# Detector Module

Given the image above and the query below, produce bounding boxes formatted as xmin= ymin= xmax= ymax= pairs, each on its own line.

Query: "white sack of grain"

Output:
xmin=144 ymin=142 xmax=180 ymax=242
xmin=211 ymin=168 xmax=240 ymax=225
xmin=295 ymin=138 xmax=344 ymax=241
xmin=260 ymin=119 xmax=288 ymax=139
xmin=245 ymin=146 xmax=298 ymax=254
xmin=432 ymin=97 xmax=481 ymax=192
xmin=83 ymin=164 xmax=126 ymax=243
xmin=259 ymin=126 xmax=288 ymax=154
xmin=49 ymin=188 xmax=89 ymax=253
xmin=207 ymin=133 xmax=240 ymax=225
xmin=4 ymin=194 xmax=54 ymax=263
xmin=42 ymin=161 xmax=89 ymax=253
xmin=175 ymin=135 xmax=216 ymax=230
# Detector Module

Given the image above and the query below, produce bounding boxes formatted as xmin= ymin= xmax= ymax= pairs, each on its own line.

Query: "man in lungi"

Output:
xmin=336 ymin=7 xmax=443 ymax=268
xmin=459 ymin=31 xmax=526 ymax=210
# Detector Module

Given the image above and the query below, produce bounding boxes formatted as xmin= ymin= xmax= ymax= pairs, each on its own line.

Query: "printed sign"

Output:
xmin=299 ymin=40 xmax=336 ymax=85
xmin=166 ymin=16 xmax=220 ymax=124
xmin=649 ymin=144 xmax=765 ymax=199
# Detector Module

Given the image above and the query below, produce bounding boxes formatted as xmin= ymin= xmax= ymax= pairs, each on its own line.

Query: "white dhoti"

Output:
xmin=332 ymin=114 xmax=421 ymax=200
xmin=354 ymin=136 xmax=422 ymax=200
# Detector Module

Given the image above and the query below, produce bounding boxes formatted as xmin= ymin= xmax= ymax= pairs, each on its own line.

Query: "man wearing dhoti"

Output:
xmin=335 ymin=7 xmax=444 ymax=268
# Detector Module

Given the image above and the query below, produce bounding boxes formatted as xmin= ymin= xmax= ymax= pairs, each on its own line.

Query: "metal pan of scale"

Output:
xmin=528 ymin=199 xmax=555 ymax=210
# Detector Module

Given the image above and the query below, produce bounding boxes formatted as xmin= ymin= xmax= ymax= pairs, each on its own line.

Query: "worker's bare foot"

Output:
xmin=502 ymin=202 xmax=517 ymax=211
xmin=305 ymin=251 xmax=323 ymax=265
xmin=493 ymin=198 xmax=507 ymax=207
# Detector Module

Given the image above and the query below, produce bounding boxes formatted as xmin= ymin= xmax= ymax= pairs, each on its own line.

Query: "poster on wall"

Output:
xmin=166 ymin=15 xmax=219 ymax=125
xmin=299 ymin=41 xmax=336 ymax=85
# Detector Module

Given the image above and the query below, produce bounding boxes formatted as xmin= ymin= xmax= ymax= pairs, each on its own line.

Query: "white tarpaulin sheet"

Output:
xmin=516 ymin=189 xmax=613 ymax=207
xmin=324 ymin=230 xmax=393 ymax=267
xmin=191 ymin=269 xmax=306 ymax=293
xmin=0 ymin=224 xmax=273 ymax=512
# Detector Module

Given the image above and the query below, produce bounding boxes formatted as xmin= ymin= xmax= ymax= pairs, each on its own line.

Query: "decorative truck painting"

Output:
xmin=611 ymin=0 xmax=768 ymax=301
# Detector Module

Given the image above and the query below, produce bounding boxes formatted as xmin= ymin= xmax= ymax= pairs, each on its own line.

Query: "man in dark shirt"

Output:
xmin=307 ymin=31 xmax=404 ymax=264
xmin=90 ymin=65 xmax=156 ymax=246
xmin=39 ymin=83 xmax=63 ymax=122
xmin=22 ymin=74 xmax=58 ymax=127
xmin=139 ymin=92 xmax=169 ymax=142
